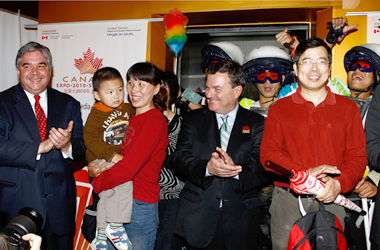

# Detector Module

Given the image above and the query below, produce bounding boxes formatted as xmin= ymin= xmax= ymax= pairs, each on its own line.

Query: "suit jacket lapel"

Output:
xmin=227 ymin=106 xmax=245 ymax=157
xmin=47 ymin=88 xmax=61 ymax=132
xmin=45 ymin=88 xmax=62 ymax=170
xmin=14 ymin=84 xmax=41 ymax=142
xmin=205 ymin=108 xmax=220 ymax=152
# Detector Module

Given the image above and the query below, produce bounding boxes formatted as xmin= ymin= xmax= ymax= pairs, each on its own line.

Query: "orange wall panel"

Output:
xmin=317 ymin=8 xmax=333 ymax=40
xmin=39 ymin=0 xmax=380 ymax=77
xmin=39 ymin=1 xmax=342 ymax=23
xmin=150 ymin=21 xmax=168 ymax=70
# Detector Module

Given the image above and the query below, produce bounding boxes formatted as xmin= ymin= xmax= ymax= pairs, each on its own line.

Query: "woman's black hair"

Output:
xmin=162 ymin=71 xmax=180 ymax=109
xmin=126 ymin=62 xmax=167 ymax=111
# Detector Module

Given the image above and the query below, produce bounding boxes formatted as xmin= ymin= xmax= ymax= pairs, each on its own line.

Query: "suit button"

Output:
xmin=221 ymin=178 xmax=225 ymax=181
xmin=44 ymin=194 xmax=48 ymax=198
xmin=45 ymin=173 xmax=50 ymax=178
xmin=216 ymin=195 xmax=221 ymax=200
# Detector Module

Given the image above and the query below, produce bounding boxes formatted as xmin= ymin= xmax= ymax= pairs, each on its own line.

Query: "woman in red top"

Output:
xmin=90 ymin=62 xmax=168 ymax=250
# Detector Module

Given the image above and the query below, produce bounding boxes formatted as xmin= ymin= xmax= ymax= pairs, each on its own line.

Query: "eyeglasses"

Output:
xmin=205 ymin=58 xmax=223 ymax=68
xmin=253 ymin=69 xmax=282 ymax=84
xmin=348 ymin=57 xmax=374 ymax=73
xmin=298 ymin=59 xmax=329 ymax=69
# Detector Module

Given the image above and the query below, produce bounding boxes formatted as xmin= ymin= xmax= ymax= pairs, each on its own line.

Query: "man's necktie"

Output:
xmin=34 ymin=95 xmax=47 ymax=141
xmin=220 ymin=114 xmax=231 ymax=151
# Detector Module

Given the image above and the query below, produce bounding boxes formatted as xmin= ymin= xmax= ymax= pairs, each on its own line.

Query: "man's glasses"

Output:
xmin=348 ymin=57 xmax=374 ymax=73
xmin=298 ymin=58 xmax=329 ymax=69
xmin=253 ymin=69 xmax=282 ymax=84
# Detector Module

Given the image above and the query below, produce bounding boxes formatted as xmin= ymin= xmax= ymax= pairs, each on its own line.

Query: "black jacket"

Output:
xmin=171 ymin=106 xmax=267 ymax=249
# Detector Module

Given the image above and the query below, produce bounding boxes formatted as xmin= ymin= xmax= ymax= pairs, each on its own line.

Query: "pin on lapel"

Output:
xmin=242 ymin=125 xmax=250 ymax=134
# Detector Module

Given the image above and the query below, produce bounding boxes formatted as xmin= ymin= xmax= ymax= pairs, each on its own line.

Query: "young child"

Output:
xmin=84 ymin=67 xmax=135 ymax=250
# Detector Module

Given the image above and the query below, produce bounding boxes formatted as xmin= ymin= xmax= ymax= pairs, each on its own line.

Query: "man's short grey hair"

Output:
xmin=15 ymin=42 xmax=52 ymax=71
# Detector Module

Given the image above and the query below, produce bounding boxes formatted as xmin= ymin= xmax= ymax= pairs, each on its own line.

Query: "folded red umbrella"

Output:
xmin=265 ymin=161 xmax=366 ymax=215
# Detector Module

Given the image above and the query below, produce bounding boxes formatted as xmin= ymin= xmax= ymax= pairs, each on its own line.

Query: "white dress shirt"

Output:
xmin=206 ymin=103 xmax=240 ymax=179
xmin=24 ymin=89 xmax=72 ymax=159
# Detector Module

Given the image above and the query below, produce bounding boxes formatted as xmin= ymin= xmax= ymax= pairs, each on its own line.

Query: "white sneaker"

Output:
xmin=105 ymin=224 xmax=132 ymax=250
xmin=90 ymin=238 xmax=108 ymax=250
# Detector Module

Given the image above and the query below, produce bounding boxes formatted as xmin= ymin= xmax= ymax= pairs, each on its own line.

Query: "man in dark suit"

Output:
xmin=171 ymin=59 xmax=267 ymax=250
xmin=0 ymin=41 xmax=85 ymax=250
xmin=365 ymin=82 xmax=380 ymax=250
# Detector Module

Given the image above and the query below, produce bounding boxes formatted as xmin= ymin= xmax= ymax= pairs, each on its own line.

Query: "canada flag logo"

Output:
xmin=42 ymin=36 xmax=48 ymax=39
xmin=74 ymin=48 xmax=103 ymax=74
xmin=375 ymin=22 xmax=380 ymax=33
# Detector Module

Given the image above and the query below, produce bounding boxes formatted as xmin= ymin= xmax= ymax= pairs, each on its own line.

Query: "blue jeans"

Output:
xmin=107 ymin=199 xmax=159 ymax=250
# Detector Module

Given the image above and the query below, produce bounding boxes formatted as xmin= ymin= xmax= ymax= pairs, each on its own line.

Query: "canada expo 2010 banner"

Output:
xmin=37 ymin=20 xmax=148 ymax=123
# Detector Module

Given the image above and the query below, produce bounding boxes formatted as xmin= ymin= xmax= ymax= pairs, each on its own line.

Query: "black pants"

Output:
xmin=40 ymin=215 xmax=74 ymax=250
xmin=345 ymin=198 xmax=367 ymax=250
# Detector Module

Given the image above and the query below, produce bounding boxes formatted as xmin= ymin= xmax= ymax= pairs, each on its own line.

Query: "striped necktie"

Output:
xmin=220 ymin=114 xmax=231 ymax=151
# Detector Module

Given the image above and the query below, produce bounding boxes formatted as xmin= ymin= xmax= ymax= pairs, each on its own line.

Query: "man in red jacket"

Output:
xmin=260 ymin=37 xmax=367 ymax=250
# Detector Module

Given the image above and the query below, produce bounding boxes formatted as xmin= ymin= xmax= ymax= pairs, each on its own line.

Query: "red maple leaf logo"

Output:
xmin=74 ymin=48 xmax=103 ymax=74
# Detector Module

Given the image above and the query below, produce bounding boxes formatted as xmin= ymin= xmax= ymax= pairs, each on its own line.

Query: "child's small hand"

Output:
xmin=111 ymin=153 xmax=124 ymax=164
xmin=88 ymin=159 xmax=111 ymax=178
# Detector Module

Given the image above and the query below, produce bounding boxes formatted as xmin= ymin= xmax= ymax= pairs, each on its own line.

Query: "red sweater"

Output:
xmin=260 ymin=87 xmax=367 ymax=193
xmin=92 ymin=108 xmax=168 ymax=203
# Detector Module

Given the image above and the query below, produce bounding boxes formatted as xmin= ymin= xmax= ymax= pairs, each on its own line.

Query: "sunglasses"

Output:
xmin=348 ymin=57 xmax=374 ymax=73
xmin=253 ymin=69 xmax=282 ymax=84
xmin=205 ymin=58 xmax=223 ymax=68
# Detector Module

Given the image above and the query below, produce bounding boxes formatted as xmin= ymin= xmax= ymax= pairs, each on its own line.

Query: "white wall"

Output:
xmin=0 ymin=10 xmax=37 ymax=92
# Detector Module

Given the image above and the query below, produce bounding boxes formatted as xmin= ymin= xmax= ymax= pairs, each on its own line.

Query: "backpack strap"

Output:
xmin=298 ymin=196 xmax=307 ymax=216
xmin=318 ymin=198 xmax=326 ymax=211
xmin=298 ymin=195 xmax=325 ymax=216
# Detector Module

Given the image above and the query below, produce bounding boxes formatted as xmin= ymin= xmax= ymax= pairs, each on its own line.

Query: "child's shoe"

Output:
xmin=105 ymin=224 xmax=132 ymax=250
xmin=91 ymin=239 xmax=108 ymax=250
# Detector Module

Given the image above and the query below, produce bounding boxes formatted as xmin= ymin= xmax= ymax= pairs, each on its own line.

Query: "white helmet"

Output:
xmin=244 ymin=45 xmax=291 ymax=63
xmin=242 ymin=45 xmax=294 ymax=86
xmin=201 ymin=41 xmax=245 ymax=66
